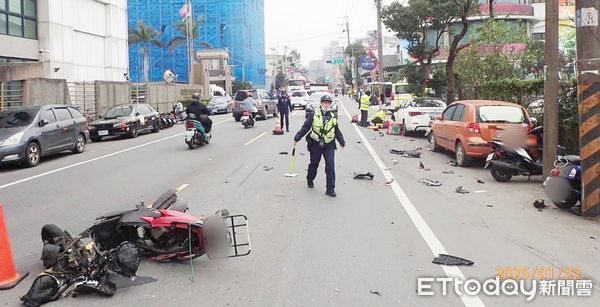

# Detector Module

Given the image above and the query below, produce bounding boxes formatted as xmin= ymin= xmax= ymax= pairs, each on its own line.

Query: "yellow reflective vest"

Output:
xmin=309 ymin=108 xmax=338 ymax=144
xmin=360 ymin=94 xmax=370 ymax=111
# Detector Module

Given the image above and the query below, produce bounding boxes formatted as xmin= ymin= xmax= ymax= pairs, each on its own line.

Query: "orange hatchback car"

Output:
xmin=428 ymin=100 xmax=538 ymax=166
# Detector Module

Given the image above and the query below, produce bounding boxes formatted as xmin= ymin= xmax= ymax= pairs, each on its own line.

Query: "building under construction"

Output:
xmin=128 ymin=0 xmax=265 ymax=87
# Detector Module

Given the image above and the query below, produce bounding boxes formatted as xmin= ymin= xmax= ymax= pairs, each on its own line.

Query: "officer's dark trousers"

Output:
xmin=360 ymin=110 xmax=368 ymax=126
xmin=307 ymin=143 xmax=336 ymax=190
xmin=279 ymin=110 xmax=289 ymax=131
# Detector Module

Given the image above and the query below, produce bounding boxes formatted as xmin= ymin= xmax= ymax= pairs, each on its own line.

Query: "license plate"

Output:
xmin=98 ymin=130 xmax=108 ymax=136
xmin=486 ymin=152 xmax=494 ymax=162
xmin=185 ymin=130 xmax=194 ymax=141
xmin=241 ymin=115 xmax=249 ymax=120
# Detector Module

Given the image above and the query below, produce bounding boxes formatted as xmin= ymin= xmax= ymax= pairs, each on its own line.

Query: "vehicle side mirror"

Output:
xmin=556 ymin=145 xmax=567 ymax=156
xmin=38 ymin=119 xmax=49 ymax=127
xmin=435 ymin=115 xmax=443 ymax=121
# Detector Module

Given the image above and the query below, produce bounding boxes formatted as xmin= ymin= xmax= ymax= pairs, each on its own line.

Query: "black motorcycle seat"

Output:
xmin=97 ymin=209 xmax=136 ymax=220
xmin=565 ymin=155 xmax=580 ymax=164
xmin=119 ymin=207 xmax=162 ymax=225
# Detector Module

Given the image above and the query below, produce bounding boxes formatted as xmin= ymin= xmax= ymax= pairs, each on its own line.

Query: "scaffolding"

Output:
xmin=128 ymin=0 xmax=265 ymax=87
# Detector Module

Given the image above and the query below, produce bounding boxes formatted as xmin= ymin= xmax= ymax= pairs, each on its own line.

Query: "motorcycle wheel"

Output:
xmin=552 ymin=195 xmax=579 ymax=209
xmin=490 ymin=164 xmax=513 ymax=182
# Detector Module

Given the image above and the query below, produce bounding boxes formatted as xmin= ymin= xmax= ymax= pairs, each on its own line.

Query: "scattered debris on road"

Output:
xmin=299 ymin=153 xmax=305 ymax=156
xmin=334 ymin=288 xmax=341 ymax=293
xmin=356 ymin=141 xmax=362 ymax=144
xmin=226 ymin=178 xmax=231 ymax=183
xmin=354 ymin=172 xmax=375 ymax=180
xmin=418 ymin=162 xmax=431 ymax=171
xmin=590 ymin=236 xmax=596 ymax=240
xmin=487 ymin=204 xmax=494 ymax=208
xmin=390 ymin=148 xmax=422 ymax=158
xmin=385 ymin=178 xmax=395 ymax=185
xmin=279 ymin=152 xmax=288 ymax=155
xmin=473 ymin=190 xmax=487 ymax=194
xmin=456 ymin=186 xmax=470 ymax=194
xmin=369 ymin=290 xmax=381 ymax=296
xmin=392 ymin=159 xmax=399 ymax=165
xmin=419 ymin=178 xmax=442 ymax=186
xmin=378 ymin=132 xmax=384 ymax=137
xmin=432 ymin=254 xmax=474 ymax=266
xmin=533 ymin=199 xmax=547 ymax=209
xmin=442 ymin=170 xmax=454 ymax=175
xmin=263 ymin=166 xmax=274 ymax=171
xmin=477 ymin=179 xmax=485 ymax=184
xmin=448 ymin=160 xmax=458 ymax=167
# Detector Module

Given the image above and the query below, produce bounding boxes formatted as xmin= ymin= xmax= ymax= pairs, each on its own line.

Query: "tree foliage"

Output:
xmin=168 ymin=16 xmax=213 ymax=52
xmin=128 ymin=20 xmax=162 ymax=82
xmin=345 ymin=42 xmax=366 ymax=86
xmin=232 ymin=80 xmax=252 ymax=94
xmin=275 ymin=71 xmax=287 ymax=90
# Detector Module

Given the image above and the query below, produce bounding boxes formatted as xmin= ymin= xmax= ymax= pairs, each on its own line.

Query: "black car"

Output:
xmin=89 ymin=104 xmax=160 ymax=142
xmin=0 ymin=105 xmax=88 ymax=167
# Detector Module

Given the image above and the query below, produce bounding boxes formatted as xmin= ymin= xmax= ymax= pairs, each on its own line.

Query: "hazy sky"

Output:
xmin=264 ymin=0 xmax=398 ymax=65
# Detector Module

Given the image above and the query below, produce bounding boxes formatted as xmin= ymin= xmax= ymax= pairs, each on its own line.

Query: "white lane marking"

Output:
xmin=244 ymin=131 xmax=267 ymax=146
xmin=338 ymin=99 xmax=485 ymax=307
xmin=176 ymin=184 xmax=190 ymax=192
xmin=0 ymin=118 xmax=232 ymax=190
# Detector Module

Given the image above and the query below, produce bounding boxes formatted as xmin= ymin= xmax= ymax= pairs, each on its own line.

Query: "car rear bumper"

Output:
xmin=0 ymin=143 xmax=27 ymax=163
xmin=463 ymin=137 xmax=493 ymax=158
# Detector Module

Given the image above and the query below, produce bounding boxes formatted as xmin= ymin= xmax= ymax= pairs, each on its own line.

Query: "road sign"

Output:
xmin=329 ymin=57 xmax=344 ymax=65
xmin=360 ymin=55 xmax=378 ymax=71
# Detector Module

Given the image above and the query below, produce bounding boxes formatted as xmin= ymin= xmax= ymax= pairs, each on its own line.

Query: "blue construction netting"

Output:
xmin=128 ymin=0 xmax=265 ymax=87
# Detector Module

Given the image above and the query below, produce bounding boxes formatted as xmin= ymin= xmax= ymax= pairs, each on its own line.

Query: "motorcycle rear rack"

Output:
xmin=223 ymin=214 xmax=251 ymax=258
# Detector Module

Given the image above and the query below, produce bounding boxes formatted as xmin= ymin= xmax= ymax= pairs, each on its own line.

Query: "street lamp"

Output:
xmin=230 ymin=57 xmax=245 ymax=82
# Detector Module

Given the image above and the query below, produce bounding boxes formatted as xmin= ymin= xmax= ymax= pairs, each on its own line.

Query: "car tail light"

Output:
xmin=550 ymin=169 xmax=560 ymax=176
xmin=186 ymin=121 xmax=195 ymax=129
xmin=467 ymin=123 xmax=481 ymax=134
xmin=408 ymin=111 xmax=424 ymax=117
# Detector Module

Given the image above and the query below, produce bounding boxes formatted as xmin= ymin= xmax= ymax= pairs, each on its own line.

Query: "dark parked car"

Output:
xmin=89 ymin=104 xmax=160 ymax=142
xmin=232 ymin=89 xmax=277 ymax=121
xmin=0 ymin=105 xmax=88 ymax=167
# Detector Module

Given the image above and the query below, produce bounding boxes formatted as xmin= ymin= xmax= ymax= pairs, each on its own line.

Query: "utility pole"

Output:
xmin=576 ymin=0 xmax=600 ymax=217
xmin=542 ymin=0 xmax=559 ymax=184
xmin=344 ymin=16 xmax=354 ymax=95
xmin=376 ymin=0 xmax=385 ymax=107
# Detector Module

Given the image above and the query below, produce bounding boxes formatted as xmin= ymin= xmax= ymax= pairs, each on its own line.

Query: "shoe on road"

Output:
xmin=326 ymin=189 xmax=337 ymax=197
xmin=308 ymin=181 xmax=314 ymax=188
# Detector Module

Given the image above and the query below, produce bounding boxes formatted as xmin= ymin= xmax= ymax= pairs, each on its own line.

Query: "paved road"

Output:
xmin=0 ymin=97 xmax=598 ymax=306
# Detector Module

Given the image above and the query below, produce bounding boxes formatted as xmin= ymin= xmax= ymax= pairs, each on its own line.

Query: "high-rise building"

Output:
xmin=128 ymin=0 xmax=265 ymax=87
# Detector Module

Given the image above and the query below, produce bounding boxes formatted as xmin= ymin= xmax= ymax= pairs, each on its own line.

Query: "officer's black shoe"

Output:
xmin=326 ymin=189 xmax=337 ymax=197
xmin=307 ymin=181 xmax=314 ymax=188
xmin=286 ymin=129 xmax=289 ymax=132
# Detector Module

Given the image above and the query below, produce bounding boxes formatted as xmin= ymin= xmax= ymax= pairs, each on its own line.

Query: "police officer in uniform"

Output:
xmin=278 ymin=90 xmax=292 ymax=132
xmin=294 ymin=94 xmax=345 ymax=197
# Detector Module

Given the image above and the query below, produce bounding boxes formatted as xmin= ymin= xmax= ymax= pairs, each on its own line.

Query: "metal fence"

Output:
xmin=131 ymin=83 xmax=146 ymax=104
xmin=0 ymin=80 xmax=24 ymax=111
xmin=68 ymin=81 xmax=96 ymax=120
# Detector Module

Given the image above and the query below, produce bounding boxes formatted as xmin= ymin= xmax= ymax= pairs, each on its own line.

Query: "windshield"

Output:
xmin=104 ymin=106 xmax=133 ymax=119
xmin=395 ymin=85 xmax=408 ymax=94
xmin=288 ymin=80 xmax=304 ymax=86
xmin=291 ymin=91 xmax=305 ymax=97
xmin=0 ymin=109 xmax=38 ymax=129
xmin=477 ymin=106 xmax=526 ymax=123
xmin=414 ymin=99 xmax=446 ymax=108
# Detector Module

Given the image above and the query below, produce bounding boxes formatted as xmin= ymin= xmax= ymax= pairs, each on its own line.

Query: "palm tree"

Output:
xmin=167 ymin=16 xmax=213 ymax=53
xmin=129 ymin=20 xmax=162 ymax=82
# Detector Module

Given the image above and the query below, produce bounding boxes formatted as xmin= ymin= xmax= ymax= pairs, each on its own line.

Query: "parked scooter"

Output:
xmin=543 ymin=145 xmax=581 ymax=209
xmin=86 ymin=190 xmax=251 ymax=261
xmin=185 ymin=114 xmax=210 ymax=149
xmin=485 ymin=125 xmax=543 ymax=182
xmin=241 ymin=111 xmax=255 ymax=129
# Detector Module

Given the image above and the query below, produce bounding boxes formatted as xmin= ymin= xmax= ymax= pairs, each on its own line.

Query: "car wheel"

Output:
xmin=490 ymin=164 xmax=513 ymax=182
xmin=152 ymin=119 xmax=160 ymax=133
xmin=455 ymin=142 xmax=470 ymax=167
xmin=234 ymin=116 xmax=241 ymax=122
xmin=23 ymin=142 xmax=41 ymax=167
xmin=72 ymin=133 xmax=86 ymax=154
xmin=429 ymin=133 xmax=441 ymax=152
xmin=129 ymin=124 xmax=138 ymax=138
xmin=90 ymin=135 xmax=102 ymax=142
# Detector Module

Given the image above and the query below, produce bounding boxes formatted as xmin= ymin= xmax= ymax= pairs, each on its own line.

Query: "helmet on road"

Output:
xmin=320 ymin=95 xmax=333 ymax=103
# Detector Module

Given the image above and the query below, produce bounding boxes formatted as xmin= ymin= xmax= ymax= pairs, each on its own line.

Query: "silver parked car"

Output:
xmin=0 ymin=105 xmax=89 ymax=167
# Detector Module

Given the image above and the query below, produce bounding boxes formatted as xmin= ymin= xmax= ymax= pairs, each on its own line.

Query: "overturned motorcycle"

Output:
xmin=22 ymin=190 xmax=250 ymax=306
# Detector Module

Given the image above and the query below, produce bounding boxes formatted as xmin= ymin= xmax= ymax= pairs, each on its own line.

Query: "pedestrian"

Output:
xmin=278 ymin=90 xmax=292 ymax=132
xmin=294 ymin=94 xmax=345 ymax=197
xmin=359 ymin=90 xmax=371 ymax=127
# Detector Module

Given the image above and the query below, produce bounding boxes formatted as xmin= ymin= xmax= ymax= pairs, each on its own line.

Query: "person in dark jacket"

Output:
xmin=185 ymin=93 xmax=212 ymax=133
xmin=293 ymin=94 xmax=345 ymax=197
xmin=278 ymin=91 xmax=292 ymax=132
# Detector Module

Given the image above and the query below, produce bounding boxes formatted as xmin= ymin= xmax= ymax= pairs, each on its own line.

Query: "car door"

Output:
xmin=67 ymin=107 xmax=86 ymax=135
xmin=146 ymin=104 xmax=159 ymax=127
xmin=37 ymin=107 xmax=62 ymax=153
xmin=52 ymin=106 xmax=76 ymax=150
xmin=141 ymin=104 xmax=156 ymax=130
xmin=133 ymin=105 xmax=148 ymax=130
xmin=436 ymin=104 xmax=457 ymax=150
xmin=448 ymin=103 xmax=466 ymax=146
